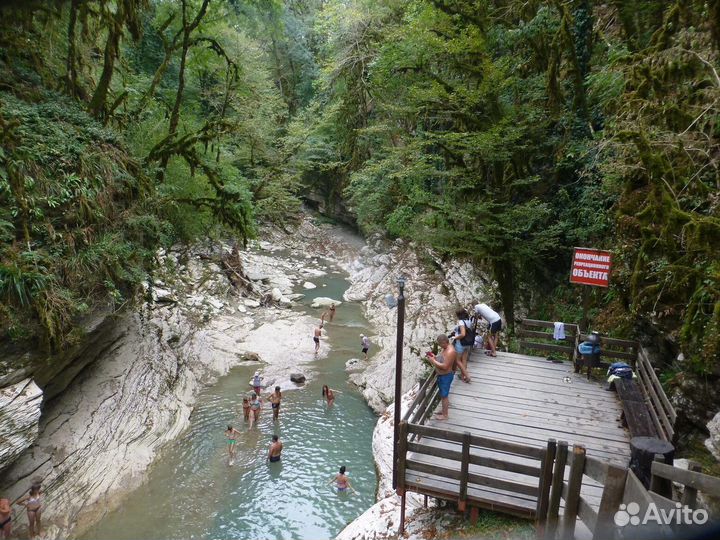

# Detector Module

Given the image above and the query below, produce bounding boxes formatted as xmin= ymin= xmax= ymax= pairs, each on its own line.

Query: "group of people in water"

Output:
xmin=224 ymin=301 xmax=361 ymax=495
xmin=0 ymin=481 xmax=42 ymax=539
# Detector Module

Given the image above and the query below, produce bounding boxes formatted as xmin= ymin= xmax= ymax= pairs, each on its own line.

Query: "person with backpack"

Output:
xmin=450 ymin=308 xmax=474 ymax=383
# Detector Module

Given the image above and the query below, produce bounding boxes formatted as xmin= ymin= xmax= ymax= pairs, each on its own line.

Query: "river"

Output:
xmin=81 ymin=261 xmax=379 ymax=540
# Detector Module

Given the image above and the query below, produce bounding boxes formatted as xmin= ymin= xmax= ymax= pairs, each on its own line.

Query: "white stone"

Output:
xmin=310 ymin=297 xmax=342 ymax=309
xmin=208 ymin=298 xmax=224 ymax=310
xmin=302 ymin=281 xmax=316 ymax=290
xmin=271 ymin=288 xmax=283 ymax=302
xmin=152 ymin=288 xmax=176 ymax=303
xmin=705 ymin=412 xmax=720 ymax=461
xmin=244 ymin=299 xmax=261 ymax=308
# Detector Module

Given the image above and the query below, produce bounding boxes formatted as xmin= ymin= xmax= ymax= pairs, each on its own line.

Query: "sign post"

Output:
xmin=570 ymin=247 xmax=612 ymax=329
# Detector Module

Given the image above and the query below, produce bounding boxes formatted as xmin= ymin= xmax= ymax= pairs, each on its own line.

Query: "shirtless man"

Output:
xmin=269 ymin=386 xmax=282 ymax=421
xmin=313 ymin=325 xmax=323 ymax=353
xmin=267 ymin=435 xmax=283 ymax=463
xmin=328 ymin=304 xmax=336 ymax=322
xmin=426 ymin=334 xmax=457 ymax=421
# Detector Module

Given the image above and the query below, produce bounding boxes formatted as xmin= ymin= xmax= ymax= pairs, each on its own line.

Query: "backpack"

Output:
xmin=460 ymin=319 xmax=476 ymax=346
xmin=608 ymin=362 xmax=633 ymax=380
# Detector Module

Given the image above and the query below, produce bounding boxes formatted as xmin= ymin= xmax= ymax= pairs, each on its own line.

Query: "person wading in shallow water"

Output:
xmin=327 ymin=465 xmax=356 ymax=493
xmin=225 ymin=425 xmax=242 ymax=462
xmin=322 ymin=385 xmax=340 ymax=407
xmin=313 ymin=325 xmax=323 ymax=353
xmin=267 ymin=435 xmax=283 ymax=463
xmin=328 ymin=303 xmax=336 ymax=322
xmin=269 ymin=386 xmax=282 ymax=421
xmin=242 ymin=396 xmax=251 ymax=421
xmin=249 ymin=393 xmax=262 ymax=428
xmin=16 ymin=483 xmax=42 ymax=539
xmin=425 ymin=334 xmax=457 ymax=421
xmin=360 ymin=334 xmax=370 ymax=360
xmin=0 ymin=498 xmax=12 ymax=539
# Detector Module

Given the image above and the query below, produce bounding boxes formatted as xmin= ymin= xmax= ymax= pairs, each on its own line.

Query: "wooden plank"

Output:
xmin=402 ymin=373 xmax=436 ymax=422
xmin=546 ymin=441 xmax=568 ymax=539
xmin=459 ymin=432 xmax=471 ymax=511
xmin=522 ymin=320 xmax=579 ymax=334
xmin=577 ymin=496 xmax=598 ymax=532
xmin=638 ymin=350 xmax=676 ymax=422
xmin=651 ymin=461 xmax=720 ymax=497
xmin=593 ymin=463 xmax=627 ymax=540
xmin=680 ymin=461 xmax=702 ymax=509
xmin=597 ymin=350 xmax=637 ymax=361
xmin=579 ymin=334 xmax=637 ymax=349
xmin=465 ymin=370 xmax=620 ymax=398
xmin=637 ymin=359 xmax=674 ymax=439
xmin=520 ymin=341 xmax=576 ymax=355
xmin=518 ymin=329 xmax=576 ymax=344
xmin=405 ymin=459 xmax=461 ymax=481
xmin=583 ymin=456 xmax=610 ymax=485
xmin=560 ymin=445 xmax=586 ymax=540
xmin=467 ymin=470 xmax=540 ymax=497
xmin=409 ymin=379 xmax=439 ymax=425
xmin=536 ymin=439 xmax=556 ymax=533
xmin=407 ymin=442 xmax=462 ymax=462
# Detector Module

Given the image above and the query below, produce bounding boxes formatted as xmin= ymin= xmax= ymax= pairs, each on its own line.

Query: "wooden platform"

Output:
xmin=403 ymin=349 xmax=631 ymax=524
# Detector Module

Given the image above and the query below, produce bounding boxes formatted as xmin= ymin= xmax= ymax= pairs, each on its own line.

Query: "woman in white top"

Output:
xmin=474 ymin=303 xmax=502 ymax=357
xmin=450 ymin=308 xmax=473 ymax=383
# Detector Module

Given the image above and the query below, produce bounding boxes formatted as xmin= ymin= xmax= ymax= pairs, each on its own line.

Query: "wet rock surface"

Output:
xmin=0 ymin=379 xmax=42 ymax=471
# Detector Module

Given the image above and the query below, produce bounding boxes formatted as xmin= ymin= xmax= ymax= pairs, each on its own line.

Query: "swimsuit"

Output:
xmin=313 ymin=336 xmax=320 ymax=343
xmin=269 ymin=455 xmax=281 ymax=462
xmin=227 ymin=438 xmax=236 ymax=444
xmin=272 ymin=402 xmax=279 ymax=409
xmin=0 ymin=516 xmax=10 ymax=528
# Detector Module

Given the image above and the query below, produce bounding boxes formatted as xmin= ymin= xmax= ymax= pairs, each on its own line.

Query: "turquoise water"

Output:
xmin=81 ymin=265 xmax=378 ymax=540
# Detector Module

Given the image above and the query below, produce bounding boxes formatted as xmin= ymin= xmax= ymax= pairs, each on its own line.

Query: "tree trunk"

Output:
xmin=89 ymin=18 xmax=121 ymax=120
xmin=64 ymin=0 xmax=79 ymax=97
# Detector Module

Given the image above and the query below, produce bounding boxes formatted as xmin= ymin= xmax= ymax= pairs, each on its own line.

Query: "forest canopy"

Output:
xmin=0 ymin=0 xmax=718 ymax=377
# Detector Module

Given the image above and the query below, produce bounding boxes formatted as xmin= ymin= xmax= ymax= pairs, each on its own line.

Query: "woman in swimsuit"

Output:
xmin=249 ymin=393 xmax=262 ymax=428
xmin=225 ymin=425 xmax=241 ymax=460
xmin=242 ymin=396 xmax=250 ymax=421
xmin=322 ymin=385 xmax=337 ymax=407
xmin=328 ymin=466 xmax=355 ymax=493
xmin=269 ymin=386 xmax=282 ymax=421
xmin=16 ymin=483 xmax=42 ymax=538
xmin=0 ymin=498 xmax=11 ymax=539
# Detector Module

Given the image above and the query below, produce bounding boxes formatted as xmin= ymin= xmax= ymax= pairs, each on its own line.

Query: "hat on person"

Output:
xmin=0 ymin=499 xmax=10 ymax=513
xmin=254 ymin=371 xmax=260 ymax=376
xmin=360 ymin=333 xmax=364 ymax=337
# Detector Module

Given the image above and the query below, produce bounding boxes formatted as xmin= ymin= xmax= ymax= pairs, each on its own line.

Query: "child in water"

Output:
xmin=242 ymin=396 xmax=250 ymax=421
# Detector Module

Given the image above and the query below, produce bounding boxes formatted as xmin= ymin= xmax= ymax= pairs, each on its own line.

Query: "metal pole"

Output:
xmin=392 ymin=277 xmax=406 ymax=491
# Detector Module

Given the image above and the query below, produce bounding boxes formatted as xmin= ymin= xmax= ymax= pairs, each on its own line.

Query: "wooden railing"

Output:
xmin=578 ymin=333 xmax=638 ymax=363
xmin=635 ymin=346 xmax=676 ymax=443
xmin=518 ymin=319 xmax=581 ymax=362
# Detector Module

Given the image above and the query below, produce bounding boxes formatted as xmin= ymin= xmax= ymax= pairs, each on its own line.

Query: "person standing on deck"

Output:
xmin=426 ymin=335 xmax=457 ymax=421
xmin=474 ymin=302 xmax=502 ymax=357
xmin=450 ymin=308 xmax=473 ymax=383
xmin=267 ymin=435 xmax=283 ymax=463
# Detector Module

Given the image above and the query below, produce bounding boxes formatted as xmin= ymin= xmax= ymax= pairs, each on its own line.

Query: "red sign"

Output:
xmin=570 ymin=247 xmax=612 ymax=287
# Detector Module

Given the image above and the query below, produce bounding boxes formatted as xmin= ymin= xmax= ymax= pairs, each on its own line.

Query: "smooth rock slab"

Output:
xmin=302 ymin=281 xmax=316 ymax=289
xmin=0 ymin=379 xmax=43 ymax=473
xmin=706 ymin=411 xmax=720 ymax=461
xmin=310 ymin=297 xmax=342 ymax=309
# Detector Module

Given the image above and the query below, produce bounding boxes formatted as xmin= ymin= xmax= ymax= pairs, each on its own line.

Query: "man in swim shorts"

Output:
xmin=268 ymin=435 xmax=283 ymax=463
xmin=360 ymin=334 xmax=370 ymax=360
xmin=269 ymin=386 xmax=282 ymax=421
xmin=425 ymin=334 xmax=457 ymax=421
xmin=313 ymin=325 xmax=322 ymax=353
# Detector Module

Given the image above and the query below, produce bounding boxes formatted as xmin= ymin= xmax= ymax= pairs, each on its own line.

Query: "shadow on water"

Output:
xmin=81 ymin=261 xmax=378 ymax=540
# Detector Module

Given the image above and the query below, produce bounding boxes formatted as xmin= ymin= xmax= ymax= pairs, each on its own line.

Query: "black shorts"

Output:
xmin=489 ymin=320 xmax=502 ymax=334
xmin=313 ymin=336 xmax=320 ymax=343
xmin=362 ymin=347 xmax=368 ymax=354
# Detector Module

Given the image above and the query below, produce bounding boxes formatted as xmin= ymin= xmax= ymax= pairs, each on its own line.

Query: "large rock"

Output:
xmin=706 ymin=412 xmax=720 ymax=461
xmin=310 ymin=297 xmax=342 ymax=309
xmin=302 ymin=281 xmax=316 ymax=290
xmin=290 ymin=373 xmax=306 ymax=383
xmin=0 ymin=379 xmax=42 ymax=472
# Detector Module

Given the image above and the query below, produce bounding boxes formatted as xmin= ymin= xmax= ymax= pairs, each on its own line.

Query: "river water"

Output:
xmin=82 ymin=264 xmax=378 ymax=540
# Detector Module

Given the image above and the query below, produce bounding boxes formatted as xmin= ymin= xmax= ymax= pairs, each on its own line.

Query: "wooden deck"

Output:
xmin=403 ymin=349 xmax=631 ymax=526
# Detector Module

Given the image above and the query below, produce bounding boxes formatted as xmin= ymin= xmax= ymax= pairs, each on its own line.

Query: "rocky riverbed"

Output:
xmin=0 ymin=215 xmax=492 ymax=539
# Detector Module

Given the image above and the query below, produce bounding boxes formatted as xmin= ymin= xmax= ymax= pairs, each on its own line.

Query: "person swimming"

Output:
xmin=328 ymin=465 xmax=355 ymax=493
xmin=269 ymin=386 xmax=282 ymax=421
xmin=224 ymin=425 xmax=241 ymax=461
xmin=267 ymin=435 xmax=283 ymax=463
xmin=322 ymin=385 xmax=338 ymax=407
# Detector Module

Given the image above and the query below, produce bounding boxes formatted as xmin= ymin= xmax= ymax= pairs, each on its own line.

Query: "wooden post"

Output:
xmin=649 ymin=454 xmax=673 ymax=498
xmin=560 ymin=445 xmax=586 ymax=540
xmin=399 ymin=492 xmax=406 ymax=536
xmin=536 ymin=439 xmax=557 ymax=537
xmin=470 ymin=506 xmax=479 ymax=524
xmin=458 ymin=431 xmax=471 ymax=512
xmin=397 ymin=421 xmax=408 ymax=496
xmin=593 ymin=464 xmax=627 ymax=540
xmin=681 ymin=461 xmax=702 ymax=509
xmin=545 ymin=441 xmax=568 ymax=540
xmin=423 ymin=495 xmax=428 ymax=508
xmin=630 ymin=436 xmax=674 ymax=488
